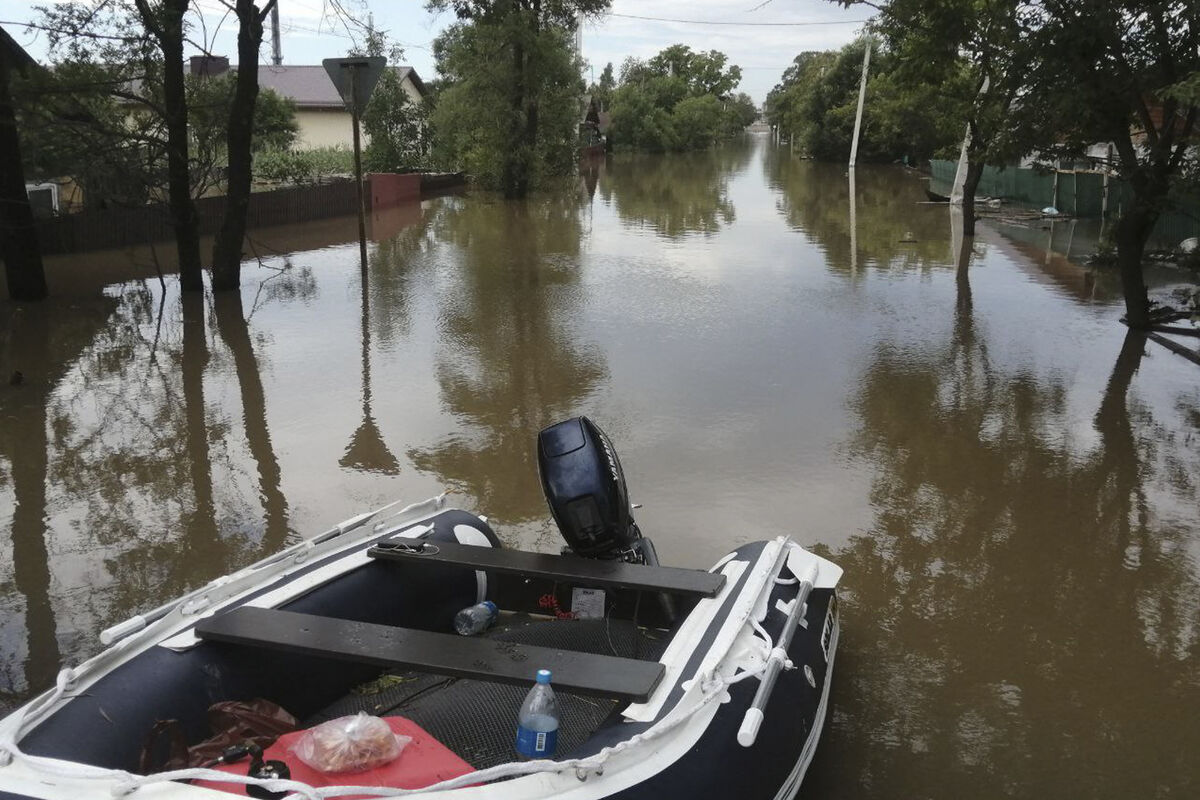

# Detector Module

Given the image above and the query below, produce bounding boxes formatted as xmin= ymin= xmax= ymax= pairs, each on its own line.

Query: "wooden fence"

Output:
xmin=34 ymin=180 xmax=364 ymax=256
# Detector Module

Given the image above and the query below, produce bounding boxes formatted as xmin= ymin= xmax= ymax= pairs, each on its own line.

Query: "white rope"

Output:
xmin=1 ymin=538 xmax=793 ymax=798
xmin=0 ymin=661 xmax=757 ymax=800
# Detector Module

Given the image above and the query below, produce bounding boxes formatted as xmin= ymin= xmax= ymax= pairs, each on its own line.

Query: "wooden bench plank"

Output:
xmin=368 ymin=540 xmax=725 ymax=598
xmin=195 ymin=606 xmax=665 ymax=702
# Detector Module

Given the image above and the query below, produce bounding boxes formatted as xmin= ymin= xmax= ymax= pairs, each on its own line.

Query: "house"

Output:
xmin=187 ymin=56 xmax=426 ymax=150
xmin=257 ymin=64 xmax=426 ymax=149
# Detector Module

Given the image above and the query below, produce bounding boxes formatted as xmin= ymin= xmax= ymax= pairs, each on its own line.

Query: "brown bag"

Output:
xmin=139 ymin=699 xmax=299 ymax=773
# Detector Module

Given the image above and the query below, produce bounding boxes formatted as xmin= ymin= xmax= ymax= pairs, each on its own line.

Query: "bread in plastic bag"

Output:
xmin=288 ymin=712 xmax=411 ymax=773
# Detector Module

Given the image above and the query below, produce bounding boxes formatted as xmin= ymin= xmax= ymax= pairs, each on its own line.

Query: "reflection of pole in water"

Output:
xmin=849 ymin=168 xmax=857 ymax=276
xmin=340 ymin=269 xmax=400 ymax=474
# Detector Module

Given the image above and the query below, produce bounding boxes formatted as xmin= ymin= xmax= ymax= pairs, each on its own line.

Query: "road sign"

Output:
xmin=322 ymin=57 xmax=387 ymax=114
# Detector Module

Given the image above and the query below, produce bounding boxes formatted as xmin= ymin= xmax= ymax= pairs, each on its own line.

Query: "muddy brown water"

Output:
xmin=2 ymin=138 xmax=1199 ymax=797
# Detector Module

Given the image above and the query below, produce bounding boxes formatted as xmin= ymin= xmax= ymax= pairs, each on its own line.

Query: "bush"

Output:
xmin=254 ymin=147 xmax=355 ymax=184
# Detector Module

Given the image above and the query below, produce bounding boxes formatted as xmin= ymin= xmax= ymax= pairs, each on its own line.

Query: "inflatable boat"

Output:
xmin=0 ymin=417 xmax=842 ymax=800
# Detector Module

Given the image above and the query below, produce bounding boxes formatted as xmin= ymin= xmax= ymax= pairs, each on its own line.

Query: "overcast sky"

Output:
xmin=0 ymin=0 xmax=874 ymax=103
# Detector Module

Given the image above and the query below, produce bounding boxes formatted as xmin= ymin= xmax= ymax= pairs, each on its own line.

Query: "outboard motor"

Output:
xmin=537 ymin=416 xmax=640 ymax=560
xmin=537 ymin=416 xmax=676 ymax=619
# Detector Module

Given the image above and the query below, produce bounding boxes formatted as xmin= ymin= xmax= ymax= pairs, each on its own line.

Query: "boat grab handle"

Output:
xmin=736 ymin=562 xmax=818 ymax=747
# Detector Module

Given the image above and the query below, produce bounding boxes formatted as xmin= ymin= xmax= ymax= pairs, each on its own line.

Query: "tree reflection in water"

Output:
xmin=599 ymin=143 xmax=751 ymax=238
xmin=765 ymin=149 xmax=952 ymax=273
xmin=408 ymin=195 xmax=607 ymax=530
xmin=806 ymin=239 xmax=1200 ymax=797
xmin=0 ymin=271 xmax=304 ymax=710
xmin=0 ymin=298 xmax=115 ymax=705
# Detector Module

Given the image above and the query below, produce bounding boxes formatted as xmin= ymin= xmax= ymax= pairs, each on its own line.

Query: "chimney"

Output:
xmin=189 ymin=55 xmax=230 ymax=77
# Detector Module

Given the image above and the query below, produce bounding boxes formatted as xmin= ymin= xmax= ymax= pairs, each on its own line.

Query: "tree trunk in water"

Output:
xmin=211 ymin=2 xmax=266 ymax=292
xmin=1113 ymin=184 xmax=1159 ymax=329
xmin=160 ymin=0 xmax=203 ymax=292
xmin=0 ymin=54 xmax=47 ymax=301
xmin=962 ymin=160 xmax=984 ymax=236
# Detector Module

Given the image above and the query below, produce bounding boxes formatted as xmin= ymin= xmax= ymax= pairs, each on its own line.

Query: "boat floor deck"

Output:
xmin=305 ymin=615 xmax=671 ymax=769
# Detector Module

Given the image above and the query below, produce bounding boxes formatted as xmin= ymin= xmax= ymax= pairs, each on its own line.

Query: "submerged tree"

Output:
xmin=0 ymin=27 xmax=46 ymax=300
xmin=428 ymin=0 xmax=609 ymax=198
xmin=838 ymin=1 xmax=1029 ymax=234
xmin=211 ymin=0 xmax=279 ymax=292
xmin=1021 ymin=0 xmax=1199 ymax=328
xmin=35 ymin=0 xmax=202 ymax=290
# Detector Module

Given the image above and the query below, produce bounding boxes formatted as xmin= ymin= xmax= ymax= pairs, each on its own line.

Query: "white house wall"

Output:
xmin=294 ymin=77 xmax=423 ymax=151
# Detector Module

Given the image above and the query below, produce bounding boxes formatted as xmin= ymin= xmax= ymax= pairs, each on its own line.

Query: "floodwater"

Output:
xmin=3 ymin=137 xmax=1199 ymax=796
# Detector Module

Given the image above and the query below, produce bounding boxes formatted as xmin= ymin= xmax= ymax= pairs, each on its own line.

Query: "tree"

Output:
xmin=592 ymin=61 xmax=615 ymax=110
xmin=725 ymin=92 xmax=758 ymax=132
xmin=37 ymin=0 xmax=204 ymax=291
xmin=841 ymin=0 xmax=1029 ymax=234
xmin=428 ymin=0 xmax=609 ymax=198
xmin=211 ymin=0 xmax=278 ymax=292
xmin=357 ymin=28 xmax=429 ymax=173
xmin=429 ymin=9 xmax=587 ymax=193
xmin=608 ymin=44 xmax=749 ymax=152
xmin=0 ymin=27 xmax=46 ymax=300
xmin=1020 ymin=0 xmax=1199 ymax=328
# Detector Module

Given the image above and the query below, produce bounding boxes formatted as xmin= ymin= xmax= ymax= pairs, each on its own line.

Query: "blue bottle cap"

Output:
xmin=535 ymin=669 xmax=552 ymax=684
xmin=482 ymin=601 xmax=497 ymax=613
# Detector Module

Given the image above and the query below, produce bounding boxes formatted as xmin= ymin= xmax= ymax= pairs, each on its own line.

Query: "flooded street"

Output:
xmin=3 ymin=137 xmax=1199 ymax=796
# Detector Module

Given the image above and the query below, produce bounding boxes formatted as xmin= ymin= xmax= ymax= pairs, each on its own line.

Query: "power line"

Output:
xmin=602 ymin=12 xmax=870 ymax=27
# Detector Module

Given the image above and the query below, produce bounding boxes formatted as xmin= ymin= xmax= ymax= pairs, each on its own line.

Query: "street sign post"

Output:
xmin=322 ymin=57 xmax=386 ymax=269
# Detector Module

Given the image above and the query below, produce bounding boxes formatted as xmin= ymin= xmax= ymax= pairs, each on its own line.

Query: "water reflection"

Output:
xmin=214 ymin=294 xmax=293 ymax=545
xmin=408 ymin=196 xmax=607 ymax=525
xmin=1 ymin=299 xmax=115 ymax=702
xmin=2 ymin=143 xmax=1199 ymax=796
xmin=0 ymin=278 xmax=304 ymax=706
xmin=765 ymin=152 xmax=951 ymax=273
xmin=599 ymin=144 xmax=751 ymax=238
xmin=340 ymin=260 xmax=400 ymax=475
xmin=808 ymin=250 xmax=1200 ymax=795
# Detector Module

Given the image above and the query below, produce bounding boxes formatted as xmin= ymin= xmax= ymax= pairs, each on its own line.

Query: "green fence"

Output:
xmin=929 ymin=160 xmax=1200 ymax=245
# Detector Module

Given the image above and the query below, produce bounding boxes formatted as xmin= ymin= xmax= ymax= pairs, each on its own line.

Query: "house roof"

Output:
xmin=258 ymin=65 xmax=424 ymax=108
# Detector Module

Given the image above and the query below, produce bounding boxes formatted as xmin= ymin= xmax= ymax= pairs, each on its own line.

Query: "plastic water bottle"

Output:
xmin=515 ymin=669 xmax=559 ymax=759
xmin=453 ymin=600 xmax=498 ymax=636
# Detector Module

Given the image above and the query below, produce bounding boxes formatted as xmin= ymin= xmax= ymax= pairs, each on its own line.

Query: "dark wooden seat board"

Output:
xmin=194 ymin=606 xmax=665 ymax=702
xmin=368 ymin=540 xmax=726 ymax=598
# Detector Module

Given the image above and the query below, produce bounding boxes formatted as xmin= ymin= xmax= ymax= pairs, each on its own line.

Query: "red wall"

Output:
xmin=368 ymin=172 xmax=421 ymax=209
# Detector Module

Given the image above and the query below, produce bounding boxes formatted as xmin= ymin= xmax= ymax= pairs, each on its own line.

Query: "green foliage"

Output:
xmin=253 ymin=147 xmax=353 ymax=184
xmin=427 ymin=0 xmax=608 ymax=196
xmin=189 ymin=75 xmax=298 ymax=191
xmin=608 ymin=44 xmax=749 ymax=152
xmin=356 ymin=27 xmax=431 ymax=173
xmin=591 ymin=61 xmax=615 ymax=110
xmin=765 ymin=41 xmax=969 ymax=164
xmin=429 ymin=15 xmax=583 ymax=191
xmin=22 ymin=1 xmax=299 ymax=205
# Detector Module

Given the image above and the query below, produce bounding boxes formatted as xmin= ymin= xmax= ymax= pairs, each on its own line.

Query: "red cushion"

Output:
xmin=194 ymin=717 xmax=475 ymax=798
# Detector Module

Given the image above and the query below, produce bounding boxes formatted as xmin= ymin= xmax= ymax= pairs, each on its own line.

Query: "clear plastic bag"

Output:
xmin=288 ymin=712 xmax=411 ymax=773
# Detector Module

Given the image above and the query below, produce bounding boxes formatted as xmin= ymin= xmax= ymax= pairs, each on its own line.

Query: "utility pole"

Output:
xmin=270 ymin=2 xmax=282 ymax=65
xmin=848 ymin=40 xmax=871 ymax=169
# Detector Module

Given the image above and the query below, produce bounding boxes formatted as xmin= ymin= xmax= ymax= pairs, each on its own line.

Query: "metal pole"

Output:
xmin=848 ymin=41 xmax=870 ymax=169
xmin=351 ymin=66 xmax=368 ymax=270
xmin=270 ymin=3 xmax=282 ymax=66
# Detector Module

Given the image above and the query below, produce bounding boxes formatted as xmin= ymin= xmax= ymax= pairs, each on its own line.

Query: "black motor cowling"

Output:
xmin=537 ymin=416 xmax=639 ymax=559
